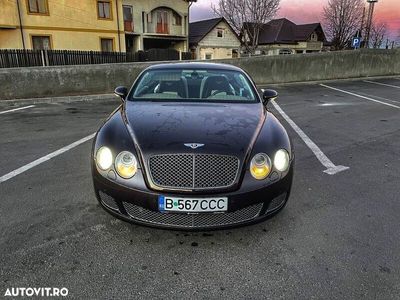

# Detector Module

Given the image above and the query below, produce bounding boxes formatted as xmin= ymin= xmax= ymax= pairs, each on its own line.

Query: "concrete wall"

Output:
xmin=227 ymin=49 xmax=400 ymax=85
xmin=0 ymin=49 xmax=399 ymax=100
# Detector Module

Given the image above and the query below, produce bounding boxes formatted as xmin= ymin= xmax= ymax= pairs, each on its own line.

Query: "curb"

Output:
xmin=1 ymin=93 xmax=115 ymax=105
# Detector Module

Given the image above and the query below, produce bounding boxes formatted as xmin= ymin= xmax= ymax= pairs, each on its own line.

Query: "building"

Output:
xmin=244 ymin=18 xmax=327 ymax=55
xmin=189 ymin=17 xmax=241 ymax=60
xmin=123 ymin=0 xmax=191 ymax=53
xmin=0 ymin=0 xmax=192 ymax=52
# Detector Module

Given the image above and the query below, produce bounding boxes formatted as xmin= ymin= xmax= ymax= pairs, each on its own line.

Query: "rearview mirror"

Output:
xmin=114 ymin=86 xmax=128 ymax=101
xmin=261 ymin=89 xmax=278 ymax=106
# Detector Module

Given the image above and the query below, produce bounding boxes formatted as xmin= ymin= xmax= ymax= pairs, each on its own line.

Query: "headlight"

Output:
xmin=274 ymin=149 xmax=290 ymax=172
xmin=96 ymin=147 xmax=113 ymax=170
xmin=115 ymin=151 xmax=137 ymax=179
xmin=250 ymin=153 xmax=272 ymax=180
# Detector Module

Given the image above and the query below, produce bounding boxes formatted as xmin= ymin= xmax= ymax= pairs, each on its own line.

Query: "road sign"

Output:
xmin=352 ymin=37 xmax=361 ymax=49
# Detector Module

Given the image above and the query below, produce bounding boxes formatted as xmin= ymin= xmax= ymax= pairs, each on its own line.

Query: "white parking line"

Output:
xmin=0 ymin=133 xmax=95 ymax=183
xmin=320 ymin=84 xmax=400 ymax=109
xmin=271 ymin=100 xmax=349 ymax=175
xmin=363 ymin=80 xmax=400 ymax=89
xmin=0 ymin=105 xmax=35 ymax=115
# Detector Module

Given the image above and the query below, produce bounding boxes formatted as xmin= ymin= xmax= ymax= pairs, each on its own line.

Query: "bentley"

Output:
xmin=92 ymin=63 xmax=294 ymax=230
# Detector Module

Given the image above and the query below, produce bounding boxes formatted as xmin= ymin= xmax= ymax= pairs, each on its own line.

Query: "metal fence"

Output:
xmin=0 ymin=49 xmax=193 ymax=68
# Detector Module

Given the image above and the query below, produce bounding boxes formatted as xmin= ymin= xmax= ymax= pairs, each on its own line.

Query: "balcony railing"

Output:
xmin=124 ymin=21 xmax=133 ymax=32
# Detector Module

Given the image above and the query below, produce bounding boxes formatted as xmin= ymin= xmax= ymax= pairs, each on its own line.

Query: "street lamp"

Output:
xmin=365 ymin=0 xmax=379 ymax=48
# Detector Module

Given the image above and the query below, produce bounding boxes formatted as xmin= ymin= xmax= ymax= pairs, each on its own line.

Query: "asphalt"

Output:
xmin=0 ymin=77 xmax=399 ymax=299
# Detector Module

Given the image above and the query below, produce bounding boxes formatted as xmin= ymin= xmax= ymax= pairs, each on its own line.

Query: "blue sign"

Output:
xmin=352 ymin=37 xmax=361 ymax=49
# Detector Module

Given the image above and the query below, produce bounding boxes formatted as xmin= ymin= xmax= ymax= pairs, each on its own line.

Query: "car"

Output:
xmin=92 ymin=62 xmax=294 ymax=230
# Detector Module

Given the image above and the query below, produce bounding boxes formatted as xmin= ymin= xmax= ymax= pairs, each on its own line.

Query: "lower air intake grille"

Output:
xmin=99 ymin=191 xmax=119 ymax=211
xmin=266 ymin=193 xmax=287 ymax=213
xmin=123 ymin=202 xmax=263 ymax=228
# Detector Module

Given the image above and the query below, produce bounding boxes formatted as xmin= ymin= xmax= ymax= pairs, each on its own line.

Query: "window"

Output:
xmin=279 ymin=49 xmax=292 ymax=55
xmin=100 ymin=38 xmax=114 ymax=52
xmin=156 ymin=11 xmax=169 ymax=34
xmin=32 ymin=35 xmax=51 ymax=50
xmin=173 ymin=11 xmax=182 ymax=26
xmin=98 ymin=0 xmax=112 ymax=20
xmin=232 ymin=49 xmax=239 ymax=58
xmin=310 ymin=32 xmax=318 ymax=41
xmin=123 ymin=5 xmax=133 ymax=31
xmin=131 ymin=69 xmax=257 ymax=102
xmin=217 ymin=29 xmax=224 ymax=38
xmin=205 ymin=53 xmax=212 ymax=60
xmin=27 ymin=0 xmax=48 ymax=14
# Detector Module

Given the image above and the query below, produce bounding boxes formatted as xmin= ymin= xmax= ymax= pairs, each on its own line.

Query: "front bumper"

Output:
xmin=93 ymin=165 xmax=293 ymax=230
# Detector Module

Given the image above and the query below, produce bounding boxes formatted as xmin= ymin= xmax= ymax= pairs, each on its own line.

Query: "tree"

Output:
xmin=369 ymin=21 xmax=387 ymax=48
xmin=323 ymin=0 xmax=365 ymax=50
xmin=212 ymin=0 xmax=280 ymax=53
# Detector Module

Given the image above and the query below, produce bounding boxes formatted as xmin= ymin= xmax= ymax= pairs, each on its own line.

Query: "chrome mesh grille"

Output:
xmin=149 ymin=154 xmax=193 ymax=189
xmin=148 ymin=154 xmax=239 ymax=190
xmin=123 ymin=202 xmax=263 ymax=228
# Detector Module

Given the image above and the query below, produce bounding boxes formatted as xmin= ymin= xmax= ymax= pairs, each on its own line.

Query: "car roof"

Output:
xmin=145 ymin=62 xmax=244 ymax=72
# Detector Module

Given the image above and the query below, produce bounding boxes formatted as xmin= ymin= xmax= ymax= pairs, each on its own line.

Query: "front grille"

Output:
xmin=148 ymin=154 xmax=240 ymax=190
xmin=123 ymin=202 xmax=263 ymax=228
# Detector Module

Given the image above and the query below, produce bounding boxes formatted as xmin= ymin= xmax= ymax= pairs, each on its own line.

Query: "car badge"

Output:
xmin=184 ymin=143 xmax=205 ymax=149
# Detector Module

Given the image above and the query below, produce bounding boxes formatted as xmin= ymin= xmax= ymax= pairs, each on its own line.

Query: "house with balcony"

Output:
xmin=189 ymin=17 xmax=241 ymax=60
xmin=0 ymin=0 xmax=192 ymax=52
xmin=243 ymin=18 xmax=327 ymax=55
xmin=122 ymin=0 xmax=191 ymax=53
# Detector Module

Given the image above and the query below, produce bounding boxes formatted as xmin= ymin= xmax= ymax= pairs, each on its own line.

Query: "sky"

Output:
xmin=190 ymin=0 xmax=400 ymax=41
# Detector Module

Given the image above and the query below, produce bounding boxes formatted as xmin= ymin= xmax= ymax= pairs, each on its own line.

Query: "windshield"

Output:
xmin=130 ymin=69 xmax=257 ymax=102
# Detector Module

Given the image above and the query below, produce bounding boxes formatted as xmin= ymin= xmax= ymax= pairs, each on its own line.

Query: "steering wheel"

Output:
xmin=210 ymin=90 xmax=228 ymax=96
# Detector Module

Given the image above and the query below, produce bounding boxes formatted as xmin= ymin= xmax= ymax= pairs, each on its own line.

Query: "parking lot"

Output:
xmin=1 ymin=77 xmax=399 ymax=299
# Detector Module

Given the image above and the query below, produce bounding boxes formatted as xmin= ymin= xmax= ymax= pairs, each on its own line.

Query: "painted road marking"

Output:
xmin=320 ymin=84 xmax=400 ymax=109
xmin=363 ymin=80 xmax=400 ymax=89
xmin=0 ymin=133 xmax=96 ymax=183
xmin=271 ymin=100 xmax=349 ymax=175
xmin=0 ymin=105 xmax=35 ymax=115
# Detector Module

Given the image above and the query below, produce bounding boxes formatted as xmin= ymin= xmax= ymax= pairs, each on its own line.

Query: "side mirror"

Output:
xmin=261 ymin=89 xmax=278 ymax=106
xmin=114 ymin=86 xmax=128 ymax=101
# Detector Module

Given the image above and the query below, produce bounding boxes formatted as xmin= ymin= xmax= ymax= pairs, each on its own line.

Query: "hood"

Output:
xmin=125 ymin=101 xmax=264 ymax=161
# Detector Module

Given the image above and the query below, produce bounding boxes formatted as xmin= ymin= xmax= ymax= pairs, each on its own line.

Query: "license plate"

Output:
xmin=158 ymin=196 xmax=228 ymax=213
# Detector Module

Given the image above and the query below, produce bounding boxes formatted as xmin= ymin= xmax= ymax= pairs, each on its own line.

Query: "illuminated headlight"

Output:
xmin=115 ymin=151 xmax=137 ymax=179
xmin=274 ymin=149 xmax=290 ymax=172
xmin=96 ymin=147 xmax=113 ymax=170
xmin=250 ymin=153 xmax=272 ymax=180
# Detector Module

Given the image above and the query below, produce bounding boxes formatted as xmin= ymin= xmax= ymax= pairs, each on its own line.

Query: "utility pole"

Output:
xmin=364 ymin=0 xmax=379 ymax=48
xmin=16 ymin=0 xmax=26 ymax=50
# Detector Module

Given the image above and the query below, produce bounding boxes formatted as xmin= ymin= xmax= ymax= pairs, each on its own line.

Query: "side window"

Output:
xmin=173 ymin=11 xmax=182 ymax=26
xmin=27 ymin=0 xmax=49 ymax=15
xmin=100 ymin=38 xmax=114 ymax=52
xmin=310 ymin=32 xmax=318 ymax=41
xmin=32 ymin=36 xmax=51 ymax=50
xmin=98 ymin=0 xmax=112 ymax=20
xmin=123 ymin=5 xmax=133 ymax=31
xmin=217 ymin=29 xmax=224 ymax=38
